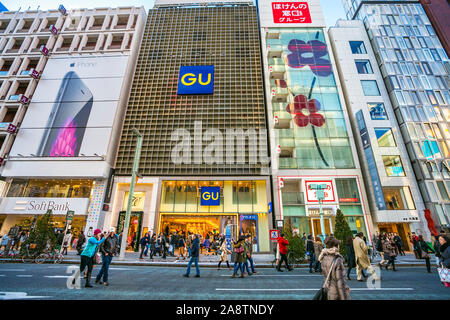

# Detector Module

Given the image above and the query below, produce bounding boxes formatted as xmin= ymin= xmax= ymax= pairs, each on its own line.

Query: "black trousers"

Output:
xmin=139 ymin=244 xmax=146 ymax=259
xmin=278 ymin=253 xmax=290 ymax=270
xmin=218 ymin=260 xmax=230 ymax=268
xmin=396 ymin=244 xmax=405 ymax=255
xmin=387 ymin=257 xmax=396 ymax=270
xmin=80 ymin=255 xmax=94 ymax=285
xmin=425 ymin=257 xmax=431 ymax=272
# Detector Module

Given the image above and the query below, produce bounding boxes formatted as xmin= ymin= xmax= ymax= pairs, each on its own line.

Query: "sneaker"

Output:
xmin=231 ymin=274 xmax=236 ymax=278
xmin=104 ymin=282 xmax=109 ymax=286
xmin=183 ymin=274 xmax=189 ymax=278
xmin=194 ymin=275 xmax=200 ymax=278
xmin=277 ymin=269 xmax=283 ymax=272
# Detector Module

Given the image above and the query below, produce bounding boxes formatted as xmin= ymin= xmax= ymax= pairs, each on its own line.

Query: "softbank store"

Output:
xmin=157 ymin=178 xmax=272 ymax=253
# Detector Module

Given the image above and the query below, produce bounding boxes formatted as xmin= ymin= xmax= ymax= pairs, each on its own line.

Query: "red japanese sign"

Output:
xmin=272 ymin=2 xmax=312 ymax=24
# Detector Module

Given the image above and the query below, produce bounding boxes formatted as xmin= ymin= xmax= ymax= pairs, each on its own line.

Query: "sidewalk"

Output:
xmin=53 ymin=250 xmax=430 ymax=268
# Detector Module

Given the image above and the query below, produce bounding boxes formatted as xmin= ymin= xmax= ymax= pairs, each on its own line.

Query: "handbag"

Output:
xmin=313 ymin=256 xmax=338 ymax=301
xmin=437 ymin=263 xmax=450 ymax=284
xmin=234 ymin=246 xmax=244 ymax=253
xmin=94 ymin=252 xmax=102 ymax=264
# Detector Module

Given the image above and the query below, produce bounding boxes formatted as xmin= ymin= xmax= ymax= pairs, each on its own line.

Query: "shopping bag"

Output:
xmin=437 ymin=264 xmax=450 ymax=284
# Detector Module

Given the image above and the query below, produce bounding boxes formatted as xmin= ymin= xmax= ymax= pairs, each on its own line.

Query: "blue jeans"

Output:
xmin=144 ymin=244 xmax=149 ymax=256
xmin=186 ymin=256 xmax=200 ymax=276
xmin=247 ymin=257 xmax=256 ymax=273
xmin=96 ymin=254 xmax=113 ymax=282
xmin=308 ymin=252 xmax=315 ymax=270
xmin=233 ymin=262 xmax=244 ymax=275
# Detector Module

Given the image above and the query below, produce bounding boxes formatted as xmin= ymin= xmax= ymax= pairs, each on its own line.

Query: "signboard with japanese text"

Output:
xmin=305 ymin=180 xmax=335 ymax=203
xmin=272 ymin=2 xmax=312 ymax=23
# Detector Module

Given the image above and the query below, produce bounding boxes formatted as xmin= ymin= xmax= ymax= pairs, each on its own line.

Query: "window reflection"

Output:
xmin=7 ymin=179 xmax=93 ymax=198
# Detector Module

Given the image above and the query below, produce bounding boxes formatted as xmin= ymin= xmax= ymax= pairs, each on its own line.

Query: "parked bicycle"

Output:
xmin=35 ymin=248 xmax=64 ymax=264
xmin=287 ymin=251 xmax=304 ymax=269
xmin=20 ymin=244 xmax=39 ymax=263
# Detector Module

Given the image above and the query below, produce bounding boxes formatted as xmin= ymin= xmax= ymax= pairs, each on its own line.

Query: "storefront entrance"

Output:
xmin=240 ymin=215 xmax=258 ymax=252
xmin=117 ymin=211 xmax=143 ymax=252
xmin=378 ymin=223 xmax=412 ymax=251
xmin=308 ymin=217 xmax=333 ymax=239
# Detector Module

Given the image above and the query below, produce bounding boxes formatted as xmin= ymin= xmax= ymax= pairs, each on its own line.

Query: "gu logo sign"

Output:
xmin=201 ymin=187 xmax=220 ymax=206
xmin=177 ymin=65 xmax=214 ymax=95
xmin=272 ymin=2 xmax=312 ymax=24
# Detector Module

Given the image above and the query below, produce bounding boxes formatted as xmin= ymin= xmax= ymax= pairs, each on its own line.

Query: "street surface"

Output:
xmin=0 ymin=263 xmax=449 ymax=300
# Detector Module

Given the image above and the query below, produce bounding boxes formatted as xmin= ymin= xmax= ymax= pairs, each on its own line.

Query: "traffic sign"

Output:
xmin=66 ymin=210 xmax=75 ymax=222
xmin=269 ymin=229 xmax=280 ymax=241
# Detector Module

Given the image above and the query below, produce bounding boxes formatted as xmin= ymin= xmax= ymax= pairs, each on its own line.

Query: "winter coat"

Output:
xmin=345 ymin=244 xmax=356 ymax=268
xmin=233 ymin=240 xmax=245 ymax=263
xmin=140 ymin=235 xmax=150 ymax=246
xmin=99 ymin=234 xmax=119 ymax=256
xmin=81 ymin=237 xmax=106 ymax=258
xmin=417 ymin=240 xmax=433 ymax=259
xmin=314 ymin=241 xmax=324 ymax=259
xmin=306 ymin=239 xmax=314 ymax=253
xmin=63 ymin=233 xmax=72 ymax=248
xmin=382 ymin=239 xmax=397 ymax=260
xmin=243 ymin=241 xmax=252 ymax=263
xmin=318 ymin=247 xmax=351 ymax=300
xmin=203 ymin=238 xmax=210 ymax=249
xmin=220 ymin=241 xmax=231 ymax=261
xmin=433 ymin=240 xmax=441 ymax=258
xmin=278 ymin=237 xmax=289 ymax=255
xmin=439 ymin=242 xmax=450 ymax=268
xmin=190 ymin=238 xmax=200 ymax=258
xmin=76 ymin=234 xmax=86 ymax=250
xmin=353 ymin=236 xmax=371 ymax=268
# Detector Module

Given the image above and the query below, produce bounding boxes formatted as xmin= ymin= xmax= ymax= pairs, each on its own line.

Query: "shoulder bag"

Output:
xmin=313 ymin=256 xmax=339 ymax=301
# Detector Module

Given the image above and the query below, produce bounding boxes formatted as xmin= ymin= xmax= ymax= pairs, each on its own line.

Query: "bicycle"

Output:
xmin=35 ymin=248 xmax=64 ymax=264
xmin=19 ymin=244 xmax=39 ymax=263
xmin=0 ymin=249 xmax=20 ymax=262
xmin=287 ymin=251 xmax=304 ymax=269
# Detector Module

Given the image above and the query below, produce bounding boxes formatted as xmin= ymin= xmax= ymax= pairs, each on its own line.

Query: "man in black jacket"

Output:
xmin=95 ymin=227 xmax=119 ymax=286
xmin=306 ymin=234 xmax=315 ymax=273
xmin=76 ymin=231 xmax=86 ymax=255
xmin=184 ymin=234 xmax=200 ymax=278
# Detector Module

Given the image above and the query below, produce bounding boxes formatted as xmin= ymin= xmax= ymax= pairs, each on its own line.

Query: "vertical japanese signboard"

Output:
xmin=272 ymin=2 xmax=312 ymax=24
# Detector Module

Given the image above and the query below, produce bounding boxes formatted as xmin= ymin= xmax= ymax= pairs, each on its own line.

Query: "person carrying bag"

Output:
xmin=313 ymin=256 xmax=338 ymax=301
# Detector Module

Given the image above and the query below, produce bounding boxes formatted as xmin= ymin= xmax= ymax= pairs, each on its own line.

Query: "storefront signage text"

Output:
xmin=305 ymin=181 xmax=335 ymax=203
xmin=177 ymin=65 xmax=214 ymax=95
xmin=201 ymin=187 xmax=220 ymax=206
xmin=272 ymin=2 xmax=312 ymax=24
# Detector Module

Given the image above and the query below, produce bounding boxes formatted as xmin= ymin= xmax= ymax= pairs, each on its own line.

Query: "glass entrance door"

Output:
xmin=117 ymin=211 xmax=143 ymax=252
xmin=309 ymin=218 xmax=332 ymax=239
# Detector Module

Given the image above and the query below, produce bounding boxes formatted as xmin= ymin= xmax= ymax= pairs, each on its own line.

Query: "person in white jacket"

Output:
xmin=61 ymin=231 xmax=73 ymax=255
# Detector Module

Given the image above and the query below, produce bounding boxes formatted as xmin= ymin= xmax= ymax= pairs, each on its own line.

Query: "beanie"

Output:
xmin=94 ymin=229 xmax=102 ymax=235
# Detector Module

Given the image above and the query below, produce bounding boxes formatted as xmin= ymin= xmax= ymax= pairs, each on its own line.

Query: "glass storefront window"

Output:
xmin=382 ymin=187 xmax=416 ymax=210
xmin=336 ymin=178 xmax=360 ymax=203
xmin=7 ymin=179 xmax=93 ymax=198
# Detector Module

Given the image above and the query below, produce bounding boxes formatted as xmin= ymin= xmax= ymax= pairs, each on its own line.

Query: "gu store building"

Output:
xmin=108 ymin=0 xmax=272 ymax=252
xmin=258 ymin=0 xmax=373 ymax=240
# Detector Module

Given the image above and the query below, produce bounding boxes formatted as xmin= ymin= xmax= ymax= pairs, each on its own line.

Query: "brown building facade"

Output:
xmin=419 ymin=0 xmax=450 ymax=56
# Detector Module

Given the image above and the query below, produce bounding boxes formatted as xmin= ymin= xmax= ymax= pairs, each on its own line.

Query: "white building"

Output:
xmin=329 ymin=19 xmax=430 ymax=245
xmin=258 ymin=0 xmax=374 ymax=241
xmin=0 ymin=6 xmax=146 ymax=237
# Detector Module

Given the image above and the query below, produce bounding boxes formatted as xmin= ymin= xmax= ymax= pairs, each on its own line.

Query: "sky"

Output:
xmin=1 ymin=0 xmax=346 ymax=27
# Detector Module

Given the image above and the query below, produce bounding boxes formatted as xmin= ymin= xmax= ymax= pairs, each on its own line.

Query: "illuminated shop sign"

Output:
xmin=177 ymin=65 xmax=214 ymax=95
xmin=305 ymin=181 xmax=335 ymax=202
xmin=200 ymin=186 xmax=220 ymax=206
xmin=272 ymin=2 xmax=312 ymax=24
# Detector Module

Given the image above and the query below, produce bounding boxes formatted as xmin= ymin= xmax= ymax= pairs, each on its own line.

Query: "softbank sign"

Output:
xmin=0 ymin=197 xmax=90 ymax=215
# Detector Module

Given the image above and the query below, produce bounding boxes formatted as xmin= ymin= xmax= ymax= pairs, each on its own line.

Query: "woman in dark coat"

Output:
xmin=232 ymin=236 xmax=246 ymax=278
xmin=381 ymin=234 xmax=397 ymax=271
xmin=417 ymin=235 xmax=433 ymax=273
xmin=438 ymin=234 xmax=450 ymax=268
xmin=345 ymin=235 xmax=356 ymax=280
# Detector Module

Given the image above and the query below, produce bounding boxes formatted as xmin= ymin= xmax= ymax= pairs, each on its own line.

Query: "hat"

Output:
xmin=109 ymin=227 xmax=116 ymax=233
xmin=94 ymin=229 xmax=102 ymax=235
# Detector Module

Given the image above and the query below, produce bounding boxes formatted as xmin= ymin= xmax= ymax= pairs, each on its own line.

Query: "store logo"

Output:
xmin=177 ymin=65 xmax=214 ymax=95
xmin=201 ymin=187 xmax=220 ymax=206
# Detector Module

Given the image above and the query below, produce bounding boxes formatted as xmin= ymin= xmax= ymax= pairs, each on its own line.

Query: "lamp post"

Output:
xmin=118 ymin=128 xmax=143 ymax=260
xmin=310 ymin=184 xmax=327 ymax=242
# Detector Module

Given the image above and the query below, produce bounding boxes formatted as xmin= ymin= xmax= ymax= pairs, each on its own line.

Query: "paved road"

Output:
xmin=0 ymin=263 xmax=448 ymax=300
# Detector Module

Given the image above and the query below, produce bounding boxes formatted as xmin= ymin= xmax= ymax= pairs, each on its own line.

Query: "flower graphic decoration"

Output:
xmin=287 ymin=39 xmax=332 ymax=77
xmin=50 ymin=118 xmax=78 ymax=157
xmin=286 ymin=94 xmax=325 ymax=128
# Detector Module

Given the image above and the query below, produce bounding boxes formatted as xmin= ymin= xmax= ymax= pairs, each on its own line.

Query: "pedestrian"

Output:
xmin=203 ymin=237 xmax=210 ymax=254
xmin=376 ymin=232 xmax=385 ymax=265
xmin=353 ymin=232 xmax=379 ymax=282
xmin=217 ymin=239 xmax=232 ymax=270
xmin=380 ymin=234 xmax=397 ymax=271
xmin=313 ymin=236 xmax=324 ymax=273
xmin=393 ymin=233 xmax=405 ymax=256
xmin=149 ymin=234 xmax=157 ymax=260
xmin=56 ymin=230 xmax=64 ymax=251
xmin=277 ymin=233 xmax=292 ymax=272
xmin=417 ymin=235 xmax=433 ymax=273
xmin=345 ymin=235 xmax=356 ymax=280
xmin=74 ymin=228 xmax=106 ymax=288
xmin=183 ymin=234 xmax=200 ymax=278
xmin=318 ymin=236 xmax=351 ymax=300
xmin=301 ymin=233 xmax=306 ymax=244
xmin=62 ymin=231 xmax=72 ymax=255
xmin=186 ymin=233 xmax=192 ymax=258
xmin=410 ymin=232 xmax=420 ymax=259
xmin=438 ymin=234 xmax=450 ymax=268
xmin=19 ymin=231 xmax=29 ymax=250
xmin=12 ymin=231 xmax=21 ymax=251
xmin=95 ymin=227 xmax=119 ymax=286
xmin=139 ymin=232 xmax=150 ymax=259
xmin=231 ymin=236 xmax=246 ymax=278
xmin=76 ymin=231 xmax=86 ymax=255
xmin=433 ymin=234 xmax=442 ymax=266
xmin=160 ymin=233 xmax=168 ymax=259
xmin=244 ymin=235 xmax=257 ymax=274
xmin=306 ymin=234 xmax=315 ymax=273
xmin=177 ymin=234 xmax=186 ymax=260
xmin=0 ymin=234 xmax=9 ymax=251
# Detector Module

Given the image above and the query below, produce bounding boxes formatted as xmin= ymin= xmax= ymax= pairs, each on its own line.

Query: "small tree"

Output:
xmin=282 ymin=218 xmax=305 ymax=262
xmin=21 ymin=210 xmax=57 ymax=254
xmin=333 ymin=209 xmax=353 ymax=258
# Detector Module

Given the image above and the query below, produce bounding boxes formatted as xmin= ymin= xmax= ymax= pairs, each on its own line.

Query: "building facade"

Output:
xmin=418 ymin=0 xmax=449 ymax=57
xmin=0 ymin=6 xmax=147 ymax=237
xmin=258 ymin=0 xmax=373 ymax=241
xmin=108 ymin=0 xmax=272 ymax=252
xmin=343 ymin=0 xmax=450 ymax=234
xmin=329 ymin=19 xmax=429 ymax=247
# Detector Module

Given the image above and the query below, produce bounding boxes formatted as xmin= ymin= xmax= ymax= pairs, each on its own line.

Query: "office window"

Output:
xmin=361 ymin=80 xmax=380 ymax=96
xmin=349 ymin=41 xmax=367 ymax=54
xmin=437 ymin=181 xmax=450 ymax=201
xmin=382 ymin=187 xmax=415 ymax=210
xmin=382 ymin=155 xmax=405 ymax=177
xmin=368 ymin=103 xmax=388 ymax=120
xmin=355 ymin=59 xmax=373 ymax=74
xmin=375 ymin=128 xmax=396 ymax=147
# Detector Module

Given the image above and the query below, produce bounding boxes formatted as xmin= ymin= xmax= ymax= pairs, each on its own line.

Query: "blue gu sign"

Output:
xmin=201 ymin=187 xmax=220 ymax=206
xmin=177 ymin=65 xmax=214 ymax=95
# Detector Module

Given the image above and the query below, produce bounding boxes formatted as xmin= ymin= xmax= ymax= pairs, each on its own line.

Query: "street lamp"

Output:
xmin=118 ymin=128 xmax=143 ymax=260
xmin=310 ymin=184 xmax=327 ymax=243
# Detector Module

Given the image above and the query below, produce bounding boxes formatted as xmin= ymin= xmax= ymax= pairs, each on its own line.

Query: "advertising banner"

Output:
xmin=0 ymin=197 xmax=90 ymax=215
xmin=272 ymin=2 xmax=312 ymax=23
xmin=8 ymin=55 xmax=129 ymax=162
xmin=305 ymin=180 xmax=335 ymax=202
